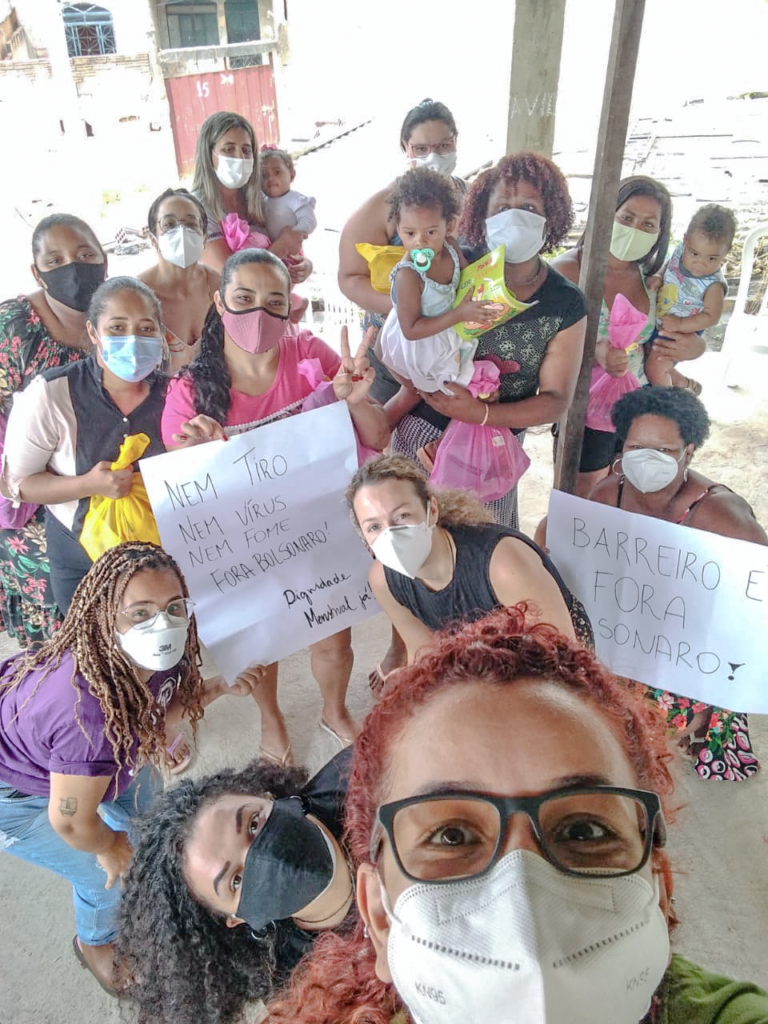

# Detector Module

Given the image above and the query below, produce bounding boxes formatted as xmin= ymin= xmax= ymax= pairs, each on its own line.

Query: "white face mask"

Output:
xmin=383 ymin=849 xmax=669 ymax=1024
xmin=610 ymin=221 xmax=659 ymax=263
xmin=621 ymin=448 xmax=684 ymax=493
xmin=215 ymin=154 xmax=255 ymax=190
xmin=158 ymin=225 xmax=205 ymax=269
xmin=485 ymin=208 xmax=547 ymax=264
xmin=408 ymin=150 xmax=458 ymax=177
xmin=370 ymin=506 xmax=434 ymax=579
xmin=117 ymin=614 xmax=189 ymax=672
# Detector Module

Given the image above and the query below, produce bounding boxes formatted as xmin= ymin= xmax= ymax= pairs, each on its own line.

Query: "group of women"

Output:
xmin=0 ymin=97 xmax=766 ymax=1022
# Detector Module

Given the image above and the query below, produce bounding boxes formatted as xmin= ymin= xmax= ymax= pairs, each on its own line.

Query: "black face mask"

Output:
xmin=237 ymin=796 xmax=334 ymax=932
xmin=38 ymin=261 xmax=106 ymax=312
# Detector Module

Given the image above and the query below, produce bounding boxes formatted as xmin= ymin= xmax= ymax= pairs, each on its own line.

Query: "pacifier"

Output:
xmin=411 ymin=248 xmax=435 ymax=273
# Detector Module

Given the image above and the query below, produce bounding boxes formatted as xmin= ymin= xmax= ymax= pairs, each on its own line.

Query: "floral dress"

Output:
xmin=0 ymin=297 xmax=84 ymax=646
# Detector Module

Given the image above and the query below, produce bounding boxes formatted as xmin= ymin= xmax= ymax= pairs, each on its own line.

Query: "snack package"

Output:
xmin=355 ymin=243 xmax=406 ymax=293
xmin=453 ymin=245 xmax=537 ymax=342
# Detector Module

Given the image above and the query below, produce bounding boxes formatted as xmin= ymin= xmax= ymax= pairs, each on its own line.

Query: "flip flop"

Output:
xmin=320 ymin=719 xmax=355 ymax=750
xmin=72 ymin=936 xmax=119 ymax=997
xmin=166 ymin=733 xmax=192 ymax=776
xmin=683 ymin=377 xmax=703 ymax=397
xmin=260 ymin=743 xmax=294 ymax=767
xmin=368 ymin=663 xmax=387 ymax=694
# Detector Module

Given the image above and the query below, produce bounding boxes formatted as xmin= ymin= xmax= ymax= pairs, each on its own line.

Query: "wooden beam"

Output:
xmin=505 ymin=0 xmax=566 ymax=158
xmin=554 ymin=0 xmax=646 ymax=494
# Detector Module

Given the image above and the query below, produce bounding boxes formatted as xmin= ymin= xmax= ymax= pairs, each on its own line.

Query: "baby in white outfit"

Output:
xmin=260 ymin=147 xmax=317 ymax=254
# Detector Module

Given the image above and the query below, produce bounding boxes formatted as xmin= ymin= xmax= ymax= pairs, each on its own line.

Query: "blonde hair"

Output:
xmin=345 ymin=453 xmax=495 ymax=534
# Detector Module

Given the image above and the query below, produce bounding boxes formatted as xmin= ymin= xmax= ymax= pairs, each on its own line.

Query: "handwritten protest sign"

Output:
xmin=547 ymin=490 xmax=768 ymax=712
xmin=140 ymin=402 xmax=377 ymax=681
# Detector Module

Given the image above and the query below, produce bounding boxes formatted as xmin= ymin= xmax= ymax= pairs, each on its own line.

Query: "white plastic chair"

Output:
xmin=721 ymin=223 xmax=768 ymax=388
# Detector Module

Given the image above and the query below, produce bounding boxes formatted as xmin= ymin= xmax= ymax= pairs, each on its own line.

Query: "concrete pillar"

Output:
xmin=505 ymin=0 xmax=566 ymax=157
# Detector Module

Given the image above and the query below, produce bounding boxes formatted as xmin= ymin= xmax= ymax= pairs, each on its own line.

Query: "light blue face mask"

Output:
xmin=101 ymin=335 xmax=163 ymax=382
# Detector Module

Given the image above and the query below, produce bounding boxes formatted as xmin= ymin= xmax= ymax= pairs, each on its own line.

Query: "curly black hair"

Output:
xmin=182 ymin=248 xmax=292 ymax=424
xmin=611 ymin=386 xmax=711 ymax=449
xmin=687 ymin=204 xmax=737 ymax=248
xmin=458 ymin=151 xmax=573 ymax=252
xmin=387 ymin=166 xmax=460 ymax=225
xmin=115 ymin=759 xmax=309 ymax=1024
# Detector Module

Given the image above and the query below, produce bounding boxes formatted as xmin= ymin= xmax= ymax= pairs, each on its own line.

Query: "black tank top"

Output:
xmin=383 ymin=523 xmax=592 ymax=644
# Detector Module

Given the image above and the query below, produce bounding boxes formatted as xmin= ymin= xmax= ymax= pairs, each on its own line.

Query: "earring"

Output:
xmin=363 ymin=923 xmax=369 ymax=940
xmin=611 ymin=456 xmax=623 ymax=477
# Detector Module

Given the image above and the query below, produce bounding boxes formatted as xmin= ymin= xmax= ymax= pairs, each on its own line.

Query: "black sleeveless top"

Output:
xmin=383 ymin=523 xmax=593 ymax=645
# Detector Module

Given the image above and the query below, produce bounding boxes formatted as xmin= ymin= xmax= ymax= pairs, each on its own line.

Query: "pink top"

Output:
xmin=161 ymin=331 xmax=341 ymax=446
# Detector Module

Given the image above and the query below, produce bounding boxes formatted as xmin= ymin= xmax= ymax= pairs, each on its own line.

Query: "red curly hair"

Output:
xmin=458 ymin=151 xmax=574 ymax=252
xmin=265 ymin=606 xmax=677 ymax=1024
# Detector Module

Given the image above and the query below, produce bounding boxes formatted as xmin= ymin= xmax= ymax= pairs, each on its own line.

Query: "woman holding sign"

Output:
xmin=592 ymin=387 xmax=767 ymax=780
xmin=161 ymin=248 xmax=390 ymax=763
xmin=346 ymin=454 xmax=592 ymax=671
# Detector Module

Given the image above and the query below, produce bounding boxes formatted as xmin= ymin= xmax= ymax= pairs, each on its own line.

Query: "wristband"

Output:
xmin=480 ymin=403 xmax=490 ymax=426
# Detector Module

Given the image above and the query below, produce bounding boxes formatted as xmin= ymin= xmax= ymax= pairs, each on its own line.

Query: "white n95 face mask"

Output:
xmin=485 ymin=208 xmax=547 ymax=264
xmin=621 ymin=448 xmax=684 ymax=493
xmin=371 ymin=507 xmax=434 ymax=579
xmin=408 ymin=151 xmax=458 ymax=177
xmin=117 ymin=614 xmax=189 ymax=672
xmin=383 ymin=849 xmax=669 ymax=1024
xmin=158 ymin=225 xmax=205 ymax=269
xmin=215 ymin=154 xmax=255 ymax=190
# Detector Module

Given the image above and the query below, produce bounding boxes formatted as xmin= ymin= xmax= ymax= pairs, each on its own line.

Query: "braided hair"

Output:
xmin=115 ymin=759 xmax=310 ymax=1024
xmin=182 ymin=248 xmax=292 ymax=424
xmin=0 ymin=542 xmax=204 ymax=778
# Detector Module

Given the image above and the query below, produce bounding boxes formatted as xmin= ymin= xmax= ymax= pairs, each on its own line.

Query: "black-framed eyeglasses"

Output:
xmin=372 ymin=786 xmax=666 ymax=884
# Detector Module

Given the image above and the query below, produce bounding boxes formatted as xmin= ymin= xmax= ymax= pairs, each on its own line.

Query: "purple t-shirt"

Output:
xmin=0 ymin=650 xmax=178 ymax=800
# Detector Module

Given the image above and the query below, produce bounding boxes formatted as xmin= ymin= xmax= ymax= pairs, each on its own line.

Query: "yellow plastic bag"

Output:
xmin=453 ymin=245 xmax=538 ymax=341
xmin=80 ymin=433 xmax=161 ymax=562
xmin=355 ymin=243 xmax=407 ymax=294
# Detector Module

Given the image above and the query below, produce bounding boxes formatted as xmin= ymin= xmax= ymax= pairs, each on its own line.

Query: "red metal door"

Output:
xmin=165 ymin=62 xmax=279 ymax=177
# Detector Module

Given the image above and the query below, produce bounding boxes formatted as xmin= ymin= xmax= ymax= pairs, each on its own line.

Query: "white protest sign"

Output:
xmin=140 ymin=402 xmax=378 ymax=681
xmin=547 ymin=490 xmax=768 ymax=712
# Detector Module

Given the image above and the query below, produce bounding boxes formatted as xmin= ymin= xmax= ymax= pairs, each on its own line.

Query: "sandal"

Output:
xmin=166 ymin=733 xmax=192 ymax=776
xmin=72 ymin=936 xmax=119 ymax=997
xmin=260 ymin=743 xmax=294 ymax=767
xmin=368 ymin=663 xmax=387 ymax=695
xmin=320 ymin=719 xmax=355 ymax=750
xmin=682 ymin=377 xmax=703 ymax=397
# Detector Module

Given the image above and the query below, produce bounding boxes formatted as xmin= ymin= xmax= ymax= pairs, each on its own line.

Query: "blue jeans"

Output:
xmin=0 ymin=766 xmax=161 ymax=945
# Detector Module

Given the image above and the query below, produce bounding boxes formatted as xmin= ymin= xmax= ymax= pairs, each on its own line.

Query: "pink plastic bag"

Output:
xmin=298 ymin=359 xmax=379 ymax=467
xmin=0 ymin=415 xmax=39 ymax=530
xmin=585 ymin=294 xmax=646 ymax=432
xmin=430 ymin=361 xmax=530 ymax=502
xmin=220 ymin=213 xmax=271 ymax=254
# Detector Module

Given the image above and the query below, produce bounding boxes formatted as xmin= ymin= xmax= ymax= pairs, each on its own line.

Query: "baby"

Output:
xmin=260 ymin=147 xmax=317 ymax=258
xmin=646 ymin=204 xmax=736 ymax=392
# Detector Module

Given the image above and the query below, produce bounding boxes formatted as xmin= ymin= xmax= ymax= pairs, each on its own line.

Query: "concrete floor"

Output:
xmin=2 ymin=347 xmax=768 ymax=1022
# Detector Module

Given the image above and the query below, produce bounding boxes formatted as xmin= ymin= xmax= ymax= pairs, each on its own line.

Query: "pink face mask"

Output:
xmin=221 ymin=304 xmax=289 ymax=354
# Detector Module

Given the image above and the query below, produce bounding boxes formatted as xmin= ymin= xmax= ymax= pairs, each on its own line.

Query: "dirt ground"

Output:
xmin=1 ymin=342 xmax=767 ymax=1023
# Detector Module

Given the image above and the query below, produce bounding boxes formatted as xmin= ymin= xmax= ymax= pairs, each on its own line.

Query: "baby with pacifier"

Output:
xmin=645 ymin=203 xmax=736 ymax=394
xmin=378 ymin=167 xmax=494 ymax=412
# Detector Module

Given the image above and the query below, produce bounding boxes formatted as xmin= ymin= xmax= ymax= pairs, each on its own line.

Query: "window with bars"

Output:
xmin=62 ymin=3 xmax=116 ymax=57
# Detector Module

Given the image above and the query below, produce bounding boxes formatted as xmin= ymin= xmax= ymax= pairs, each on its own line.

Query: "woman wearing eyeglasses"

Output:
xmin=139 ymin=188 xmax=219 ymax=374
xmin=265 ymin=606 xmax=768 ymax=1023
xmin=338 ymin=99 xmax=466 ymax=410
xmin=0 ymin=542 xmax=204 ymax=996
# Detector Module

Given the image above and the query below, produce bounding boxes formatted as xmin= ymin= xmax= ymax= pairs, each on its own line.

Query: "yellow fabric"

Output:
xmin=453 ymin=245 xmax=536 ymax=341
xmin=356 ymin=243 xmax=407 ymax=294
xmin=80 ymin=432 xmax=161 ymax=561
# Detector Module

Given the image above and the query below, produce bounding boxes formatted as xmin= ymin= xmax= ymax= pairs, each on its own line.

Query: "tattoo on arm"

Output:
xmin=58 ymin=797 xmax=78 ymax=817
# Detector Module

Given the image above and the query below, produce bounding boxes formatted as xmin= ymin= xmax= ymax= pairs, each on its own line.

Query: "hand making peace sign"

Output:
xmin=333 ymin=326 xmax=377 ymax=405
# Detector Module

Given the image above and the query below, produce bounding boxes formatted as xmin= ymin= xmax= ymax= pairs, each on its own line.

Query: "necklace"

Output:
xmin=505 ymin=256 xmax=543 ymax=288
